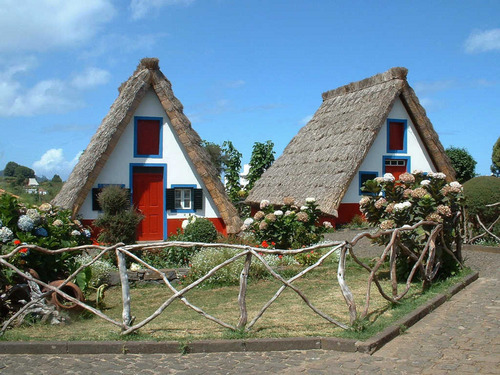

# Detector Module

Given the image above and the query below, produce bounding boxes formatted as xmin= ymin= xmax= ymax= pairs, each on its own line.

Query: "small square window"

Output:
xmin=359 ymin=171 xmax=378 ymax=195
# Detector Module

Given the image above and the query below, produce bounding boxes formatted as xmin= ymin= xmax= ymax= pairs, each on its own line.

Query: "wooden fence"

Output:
xmin=0 ymin=220 xmax=463 ymax=336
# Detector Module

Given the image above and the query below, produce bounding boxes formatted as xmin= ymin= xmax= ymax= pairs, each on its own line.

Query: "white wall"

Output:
xmin=79 ymin=89 xmax=221 ymax=220
xmin=341 ymin=97 xmax=436 ymax=204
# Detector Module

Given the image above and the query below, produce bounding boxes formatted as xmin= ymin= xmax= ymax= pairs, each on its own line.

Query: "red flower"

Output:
xmin=261 ymin=241 xmax=269 ymax=248
xmin=271 ymin=242 xmax=276 ymax=246
xmin=13 ymin=239 xmax=21 ymax=246
xmin=20 ymin=248 xmax=28 ymax=254
xmin=278 ymin=255 xmax=283 ymax=259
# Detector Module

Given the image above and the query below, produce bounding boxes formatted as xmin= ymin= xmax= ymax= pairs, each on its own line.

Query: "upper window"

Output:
xmin=134 ymin=117 xmax=162 ymax=157
xmin=386 ymin=119 xmax=407 ymax=153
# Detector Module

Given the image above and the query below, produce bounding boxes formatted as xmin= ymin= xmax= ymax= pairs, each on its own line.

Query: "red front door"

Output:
xmin=133 ymin=170 xmax=164 ymax=241
xmin=385 ymin=159 xmax=407 ymax=180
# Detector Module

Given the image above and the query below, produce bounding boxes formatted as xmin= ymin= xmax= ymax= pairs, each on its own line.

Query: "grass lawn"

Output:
xmin=0 ymin=258 xmax=473 ymax=342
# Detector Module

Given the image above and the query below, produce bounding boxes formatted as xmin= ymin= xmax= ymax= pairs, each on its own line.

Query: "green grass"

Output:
xmin=0 ymin=260 xmax=473 ymax=343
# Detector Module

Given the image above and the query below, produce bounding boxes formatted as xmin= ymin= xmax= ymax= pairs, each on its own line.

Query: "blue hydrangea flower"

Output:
xmin=34 ymin=227 xmax=48 ymax=237
xmin=18 ymin=215 xmax=35 ymax=232
xmin=82 ymin=229 xmax=91 ymax=238
xmin=0 ymin=227 xmax=13 ymax=243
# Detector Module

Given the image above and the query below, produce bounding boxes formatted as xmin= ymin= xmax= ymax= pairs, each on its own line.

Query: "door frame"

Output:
xmin=129 ymin=163 xmax=168 ymax=240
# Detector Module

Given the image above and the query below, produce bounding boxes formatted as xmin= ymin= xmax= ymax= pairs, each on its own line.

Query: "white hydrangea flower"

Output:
xmin=383 ymin=173 xmax=395 ymax=182
xmin=450 ymin=181 xmax=462 ymax=189
xmin=300 ymin=205 xmax=308 ymax=211
xmin=274 ymin=210 xmax=283 ymax=216
xmin=243 ymin=218 xmax=254 ymax=226
xmin=412 ymin=169 xmax=424 ymax=175
xmin=260 ymin=199 xmax=270 ymax=209
xmin=305 ymin=197 xmax=316 ymax=203
xmin=428 ymin=172 xmax=446 ymax=179
xmin=181 ymin=220 xmax=189 ymax=230
xmin=374 ymin=177 xmax=385 ymax=184
xmin=394 ymin=201 xmax=411 ymax=212
xmin=421 ymin=180 xmax=431 ymax=186
xmin=71 ymin=230 xmax=81 ymax=236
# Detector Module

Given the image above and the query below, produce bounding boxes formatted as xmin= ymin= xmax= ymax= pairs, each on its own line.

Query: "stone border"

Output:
xmin=0 ymin=272 xmax=478 ymax=355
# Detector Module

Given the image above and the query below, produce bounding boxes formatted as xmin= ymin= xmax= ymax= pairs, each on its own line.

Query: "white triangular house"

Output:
xmin=246 ymin=67 xmax=455 ymax=224
xmin=53 ymin=58 xmax=241 ymax=240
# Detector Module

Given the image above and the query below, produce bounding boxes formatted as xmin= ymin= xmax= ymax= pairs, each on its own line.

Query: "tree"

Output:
xmin=445 ymin=146 xmax=476 ymax=183
xmin=222 ymin=141 xmax=242 ymax=203
xmin=201 ymin=141 xmax=228 ymax=176
xmin=51 ymin=174 xmax=62 ymax=183
xmin=491 ymin=136 xmax=500 ymax=177
xmin=246 ymin=140 xmax=275 ymax=191
xmin=4 ymin=162 xmax=19 ymax=177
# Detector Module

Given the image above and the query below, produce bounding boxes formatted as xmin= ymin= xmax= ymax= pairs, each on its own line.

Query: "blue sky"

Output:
xmin=0 ymin=0 xmax=498 ymax=180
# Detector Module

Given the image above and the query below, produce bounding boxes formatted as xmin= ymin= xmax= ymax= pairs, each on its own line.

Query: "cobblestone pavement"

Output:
xmin=0 ymin=248 xmax=498 ymax=375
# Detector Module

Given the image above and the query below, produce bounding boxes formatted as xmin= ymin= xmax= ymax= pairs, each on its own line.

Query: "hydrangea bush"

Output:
xmin=359 ymin=171 xmax=464 ymax=280
xmin=242 ymin=197 xmax=330 ymax=249
xmin=0 ymin=194 xmax=91 ymax=285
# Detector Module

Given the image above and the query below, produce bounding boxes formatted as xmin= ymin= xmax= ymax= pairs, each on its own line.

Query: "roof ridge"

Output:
xmin=322 ymin=67 xmax=408 ymax=101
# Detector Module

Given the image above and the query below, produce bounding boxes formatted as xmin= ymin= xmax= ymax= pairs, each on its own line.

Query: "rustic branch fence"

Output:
xmin=0 ymin=220 xmax=462 ymax=336
xmin=463 ymin=202 xmax=500 ymax=244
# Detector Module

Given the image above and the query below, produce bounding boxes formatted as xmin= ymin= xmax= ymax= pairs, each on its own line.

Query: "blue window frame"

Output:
xmin=134 ymin=116 xmax=163 ymax=158
xmin=386 ymin=118 xmax=407 ymax=154
xmin=359 ymin=171 xmax=379 ymax=195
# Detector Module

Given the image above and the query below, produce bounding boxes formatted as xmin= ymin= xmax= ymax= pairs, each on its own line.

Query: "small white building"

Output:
xmin=246 ymin=67 xmax=455 ymax=224
xmin=53 ymin=58 xmax=241 ymax=240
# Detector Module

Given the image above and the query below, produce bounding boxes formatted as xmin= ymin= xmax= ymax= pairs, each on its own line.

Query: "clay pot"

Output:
xmin=45 ymin=280 xmax=85 ymax=311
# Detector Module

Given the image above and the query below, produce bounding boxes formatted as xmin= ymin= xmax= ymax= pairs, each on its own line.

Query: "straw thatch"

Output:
xmin=246 ymin=67 xmax=455 ymax=217
xmin=53 ymin=58 xmax=242 ymax=233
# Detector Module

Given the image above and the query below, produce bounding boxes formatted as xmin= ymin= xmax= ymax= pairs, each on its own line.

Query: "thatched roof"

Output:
xmin=53 ymin=58 xmax=242 ymax=233
xmin=246 ymin=67 xmax=455 ymax=217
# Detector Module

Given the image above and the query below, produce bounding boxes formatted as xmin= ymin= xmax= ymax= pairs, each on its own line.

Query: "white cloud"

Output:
xmin=33 ymin=148 xmax=82 ymax=180
xmin=0 ymin=0 xmax=115 ymax=52
xmin=130 ymin=0 xmax=194 ymax=20
xmin=0 ymin=61 xmax=110 ymax=116
xmin=71 ymin=68 xmax=111 ymax=90
xmin=464 ymin=28 xmax=500 ymax=53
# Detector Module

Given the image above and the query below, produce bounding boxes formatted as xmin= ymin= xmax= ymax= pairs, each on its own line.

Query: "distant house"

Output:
xmin=26 ymin=178 xmax=40 ymax=194
xmin=53 ymin=58 xmax=242 ymax=241
xmin=246 ymin=67 xmax=455 ymax=225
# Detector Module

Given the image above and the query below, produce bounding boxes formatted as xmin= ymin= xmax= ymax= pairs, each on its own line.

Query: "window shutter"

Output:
xmin=91 ymin=188 xmax=102 ymax=211
xmin=166 ymin=189 xmax=175 ymax=210
xmin=193 ymin=189 xmax=203 ymax=210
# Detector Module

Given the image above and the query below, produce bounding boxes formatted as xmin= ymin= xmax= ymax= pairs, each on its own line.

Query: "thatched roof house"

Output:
xmin=246 ymin=67 xmax=454 ymax=222
xmin=53 ymin=58 xmax=241 ymax=238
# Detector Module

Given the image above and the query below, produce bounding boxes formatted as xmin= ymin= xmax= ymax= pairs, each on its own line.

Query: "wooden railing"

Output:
xmin=0 ymin=220 xmax=462 ymax=336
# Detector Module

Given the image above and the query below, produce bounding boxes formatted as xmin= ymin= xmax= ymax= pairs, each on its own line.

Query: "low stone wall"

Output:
xmin=107 ymin=268 xmax=189 ymax=286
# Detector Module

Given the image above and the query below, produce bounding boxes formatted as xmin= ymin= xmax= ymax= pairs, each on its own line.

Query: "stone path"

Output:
xmin=0 ymin=248 xmax=498 ymax=374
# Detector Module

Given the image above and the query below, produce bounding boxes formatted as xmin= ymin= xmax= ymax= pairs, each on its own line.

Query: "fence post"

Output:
xmin=116 ymin=247 xmax=133 ymax=328
xmin=237 ymin=252 xmax=252 ymax=329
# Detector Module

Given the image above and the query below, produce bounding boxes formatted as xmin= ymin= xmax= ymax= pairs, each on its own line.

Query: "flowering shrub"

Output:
xmin=73 ymin=254 xmax=117 ymax=289
xmin=242 ymin=197 xmax=329 ymax=249
xmin=0 ymin=194 xmax=91 ymax=285
xmin=360 ymin=171 xmax=464 ymax=279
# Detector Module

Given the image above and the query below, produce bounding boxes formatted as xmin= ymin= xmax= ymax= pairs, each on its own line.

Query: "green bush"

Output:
xmin=463 ymin=176 xmax=500 ymax=233
xmin=183 ymin=217 xmax=218 ymax=243
xmin=94 ymin=186 xmax=143 ymax=245
xmin=185 ymin=247 xmax=298 ymax=287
